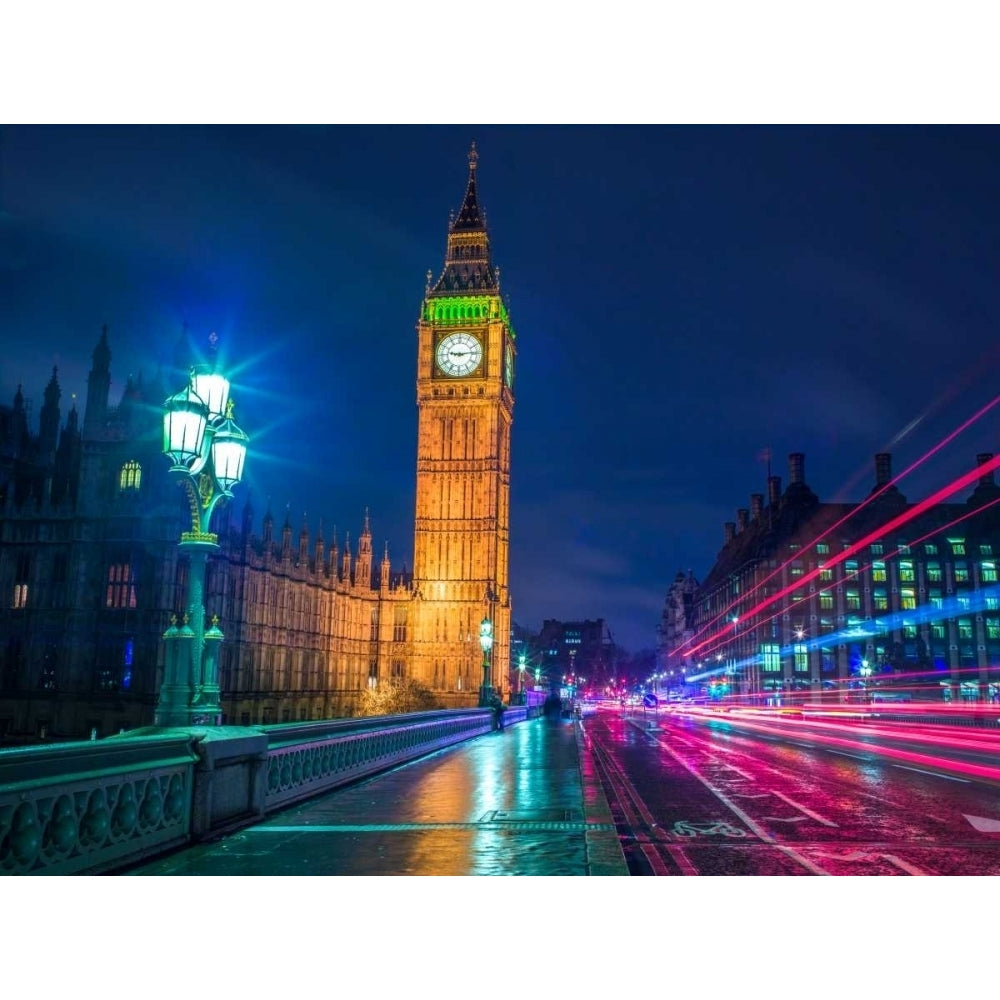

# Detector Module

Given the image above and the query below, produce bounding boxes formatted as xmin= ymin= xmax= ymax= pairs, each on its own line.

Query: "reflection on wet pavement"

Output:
xmin=127 ymin=717 xmax=629 ymax=876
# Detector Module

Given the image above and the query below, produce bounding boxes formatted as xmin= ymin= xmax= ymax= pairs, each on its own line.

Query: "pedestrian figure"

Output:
xmin=493 ymin=693 xmax=505 ymax=731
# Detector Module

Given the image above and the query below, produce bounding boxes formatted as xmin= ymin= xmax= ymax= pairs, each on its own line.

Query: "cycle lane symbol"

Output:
xmin=671 ymin=819 xmax=748 ymax=839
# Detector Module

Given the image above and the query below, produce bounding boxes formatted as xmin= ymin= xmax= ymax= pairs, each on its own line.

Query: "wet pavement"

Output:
xmin=125 ymin=715 xmax=629 ymax=876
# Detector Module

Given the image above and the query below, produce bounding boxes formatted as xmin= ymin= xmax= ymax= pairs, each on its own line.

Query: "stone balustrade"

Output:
xmin=0 ymin=705 xmax=528 ymax=875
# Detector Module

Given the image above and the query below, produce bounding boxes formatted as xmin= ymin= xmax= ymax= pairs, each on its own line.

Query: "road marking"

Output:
xmin=882 ymin=854 xmax=928 ymax=876
xmin=965 ymin=814 xmax=1000 ymax=833
xmin=640 ymin=840 xmax=673 ymax=875
xmin=770 ymin=790 xmax=839 ymax=828
xmin=891 ymin=764 xmax=970 ymax=783
xmin=671 ymin=819 xmax=747 ymax=838
xmin=790 ymin=741 xmax=815 ymax=749
xmin=827 ymin=750 xmax=867 ymax=760
xmin=763 ymin=816 xmax=808 ymax=823
xmin=812 ymin=849 xmax=872 ymax=862
xmin=773 ymin=845 xmax=831 ymax=875
xmin=650 ymin=734 xmax=832 ymax=875
xmin=811 ymin=849 xmax=927 ymax=874
xmin=664 ymin=844 xmax=699 ymax=875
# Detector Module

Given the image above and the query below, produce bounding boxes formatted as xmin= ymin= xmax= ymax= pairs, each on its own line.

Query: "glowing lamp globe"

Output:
xmin=210 ymin=408 xmax=249 ymax=493
xmin=163 ymin=387 xmax=208 ymax=471
xmin=191 ymin=369 xmax=231 ymax=421
xmin=479 ymin=618 xmax=494 ymax=654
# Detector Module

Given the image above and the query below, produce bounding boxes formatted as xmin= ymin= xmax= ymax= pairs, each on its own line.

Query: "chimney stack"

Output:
xmin=737 ymin=508 xmax=749 ymax=532
xmin=724 ymin=521 xmax=736 ymax=544
xmin=750 ymin=493 xmax=764 ymax=520
xmin=789 ymin=452 xmax=805 ymax=486
xmin=768 ymin=475 xmax=782 ymax=506
xmin=977 ymin=453 xmax=996 ymax=487
xmin=875 ymin=452 xmax=892 ymax=487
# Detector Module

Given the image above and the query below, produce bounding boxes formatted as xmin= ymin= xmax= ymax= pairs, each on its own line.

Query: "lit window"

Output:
xmin=954 ymin=562 xmax=969 ymax=584
xmin=790 ymin=566 xmax=804 ymax=577
xmin=931 ymin=624 xmax=945 ymax=639
xmin=846 ymin=589 xmax=861 ymax=610
xmin=987 ymin=617 xmax=1000 ymax=640
xmin=925 ymin=544 xmax=937 ymax=555
xmin=872 ymin=562 xmax=886 ymax=583
xmin=793 ymin=643 xmax=808 ymax=673
xmin=901 ymin=589 xmax=916 ymax=610
xmin=122 ymin=639 xmax=133 ymax=690
xmin=903 ymin=624 xmax=917 ymax=639
xmin=950 ymin=539 xmax=966 ymax=556
xmin=819 ymin=592 xmax=834 ymax=610
xmin=762 ymin=643 xmax=780 ymax=673
xmin=897 ymin=543 xmax=910 ymax=555
xmin=926 ymin=562 xmax=942 ymax=583
xmin=119 ymin=460 xmax=142 ymax=491
xmin=816 ymin=543 xmax=830 ymax=555
xmin=981 ymin=544 xmax=993 ymax=556
xmin=819 ymin=565 xmax=833 ymax=582
xmin=870 ymin=543 xmax=883 ymax=555
xmin=982 ymin=561 xmax=998 ymax=583
xmin=958 ymin=620 xmax=973 ymax=640
xmin=987 ymin=597 xmax=1000 ymax=611
xmin=106 ymin=562 xmax=137 ymax=609
xmin=13 ymin=553 xmax=29 ymax=609
xmin=873 ymin=590 xmax=888 ymax=611
xmin=898 ymin=561 xmax=915 ymax=583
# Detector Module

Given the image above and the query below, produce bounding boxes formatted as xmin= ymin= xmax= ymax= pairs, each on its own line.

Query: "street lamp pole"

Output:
xmin=478 ymin=617 xmax=494 ymax=707
xmin=860 ymin=657 xmax=872 ymax=704
xmin=518 ymin=653 xmax=527 ymax=704
xmin=156 ymin=361 xmax=248 ymax=728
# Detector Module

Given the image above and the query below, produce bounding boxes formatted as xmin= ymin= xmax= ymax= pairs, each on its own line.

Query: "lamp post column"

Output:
xmin=478 ymin=618 xmax=494 ymax=707
xmin=156 ymin=362 xmax=248 ymax=728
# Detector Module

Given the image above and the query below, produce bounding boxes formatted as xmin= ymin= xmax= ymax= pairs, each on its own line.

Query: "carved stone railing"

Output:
xmin=0 ymin=735 xmax=197 ymax=875
xmin=262 ymin=707 xmax=520 ymax=811
xmin=1 ymin=706 xmax=527 ymax=875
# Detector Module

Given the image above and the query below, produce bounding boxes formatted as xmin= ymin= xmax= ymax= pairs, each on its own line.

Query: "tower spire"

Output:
xmin=429 ymin=145 xmax=497 ymax=295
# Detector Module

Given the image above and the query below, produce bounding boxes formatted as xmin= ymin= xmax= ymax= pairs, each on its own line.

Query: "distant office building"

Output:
xmin=534 ymin=618 xmax=616 ymax=694
xmin=678 ymin=451 xmax=1000 ymax=702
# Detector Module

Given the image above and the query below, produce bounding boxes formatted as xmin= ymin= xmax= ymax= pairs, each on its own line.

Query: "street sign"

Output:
xmin=643 ymin=693 xmax=658 ymax=708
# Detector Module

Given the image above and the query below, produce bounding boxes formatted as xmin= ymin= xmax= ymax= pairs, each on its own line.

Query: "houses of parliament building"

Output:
xmin=0 ymin=146 xmax=516 ymax=743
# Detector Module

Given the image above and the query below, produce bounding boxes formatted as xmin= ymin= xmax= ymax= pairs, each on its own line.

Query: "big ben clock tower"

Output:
xmin=411 ymin=144 xmax=515 ymax=706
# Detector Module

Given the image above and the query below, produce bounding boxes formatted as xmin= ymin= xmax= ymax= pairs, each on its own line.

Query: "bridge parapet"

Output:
xmin=0 ymin=734 xmax=197 ymax=875
xmin=1 ymin=706 xmax=527 ymax=875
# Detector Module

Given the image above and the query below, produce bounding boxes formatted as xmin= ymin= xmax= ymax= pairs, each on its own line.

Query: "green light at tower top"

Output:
xmin=422 ymin=294 xmax=515 ymax=338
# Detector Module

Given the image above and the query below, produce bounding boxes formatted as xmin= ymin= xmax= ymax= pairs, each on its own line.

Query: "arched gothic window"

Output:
xmin=119 ymin=460 xmax=142 ymax=491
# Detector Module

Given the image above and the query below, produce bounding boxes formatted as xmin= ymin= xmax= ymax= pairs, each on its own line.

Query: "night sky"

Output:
xmin=3 ymin=125 xmax=1000 ymax=651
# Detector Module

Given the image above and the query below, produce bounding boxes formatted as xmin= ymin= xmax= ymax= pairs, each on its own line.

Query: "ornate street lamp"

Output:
xmin=478 ymin=617 xmax=494 ymax=707
xmin=156 ymin=363 xmax=249 ymax=727
xmin=518 ymin=653 xmax=527 ymax=704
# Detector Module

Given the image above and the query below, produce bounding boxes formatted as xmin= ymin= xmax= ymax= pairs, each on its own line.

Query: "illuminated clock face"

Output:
xmin=504 ymin=343 xmax=514 ymax=387
xmin=436 ymin=332 xmax=483 ymax=377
